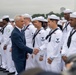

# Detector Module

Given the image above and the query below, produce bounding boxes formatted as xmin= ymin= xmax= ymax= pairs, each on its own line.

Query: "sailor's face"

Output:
xmin=48 ymin=19 xmax=54 ymax=28
xmin=3 ymin=20 xmax=7 ymax=25
xmin=24 ymin=17 xmax=30 ymax=23
xmin=0 ymin=22 xmax=4 ymax=27
xmin=64 ymin=13 xmax=70 ymax=20
xmin=70 ymin=18 xmax=76 ymax=27
xmin=33 ymin=20 xmax=40 ymax=28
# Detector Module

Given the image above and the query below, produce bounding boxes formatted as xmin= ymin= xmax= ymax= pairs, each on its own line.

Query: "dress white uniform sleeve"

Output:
xmin=30 ymin=25 xmax=36 ymax=35
xmin=39 ymin=40 xmax=48 ymax=51
xmin=39 ymin=30 xmax=47 ymax=50
xmin=3 ymin=25 xmax=13 ymax=45
xmin=39 ymin=30 xmax=46 ymax=55
xmin=61 ymin=32 xmax=70 ymax=56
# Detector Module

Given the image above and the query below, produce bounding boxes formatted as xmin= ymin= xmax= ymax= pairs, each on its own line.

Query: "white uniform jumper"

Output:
xmin=33 ymin=27 xmax=46 ymax=70
xmin=24 ymin=23 xmax=36 ymax=69
xmin=62 ymin=28 xmax=76 ymax=57
xmin=1 ymin=22 xmax=15 ymax=72
xmin=40 ymin=28 xmax=62 ymax=73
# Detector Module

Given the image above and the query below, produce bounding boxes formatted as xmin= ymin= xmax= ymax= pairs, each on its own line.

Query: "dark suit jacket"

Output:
xmin=11 ymin=27 xmax=33 ymax=62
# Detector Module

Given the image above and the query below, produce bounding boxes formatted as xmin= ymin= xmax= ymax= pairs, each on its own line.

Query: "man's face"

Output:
xmin=70 ymin=18 xmax=76 ymax=27
xmin=43 ymin=22 xmax=47 ymax=27
xmin=64 ymin=13 xmax=70 ymax=20
xmin=48 ymin=19 xmax=54 ymax=28
xmin=16 ymin=17 xmax=25 ymax=28
xmin=33 ymin=20 xmax=41 ymax=28
xmin=24 ymin=17 xmax=30 ymax=24
xmin=3 ymin=20 xmax=7 ymax=25
xmin=0 ymin=22 xmax=4 ymax=27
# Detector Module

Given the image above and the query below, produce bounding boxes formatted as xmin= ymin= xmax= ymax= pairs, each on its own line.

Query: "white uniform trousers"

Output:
xmin=46 ymin=57 xmax=61 ymax=73
xmin=5 ymin=44 xmax=16 ymax=72
xmin=0 ymin=43 xmax=7 ymax=69
xmin=26 ymin=54 xmax=35 ymax=70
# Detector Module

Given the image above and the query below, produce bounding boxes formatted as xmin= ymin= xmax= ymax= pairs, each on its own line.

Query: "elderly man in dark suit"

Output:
xmin=11 ymin=15 xmax=39 ymax=75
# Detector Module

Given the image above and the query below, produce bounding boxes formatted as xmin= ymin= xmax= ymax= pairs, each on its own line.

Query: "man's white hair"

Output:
xmin=14 ymin=15 xmax=22 ymax=22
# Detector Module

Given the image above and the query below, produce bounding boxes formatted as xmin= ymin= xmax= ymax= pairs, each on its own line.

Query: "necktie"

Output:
xmin=1 ymin=25 xmax=7 ymax=34
xmin=32 ymin=29 xmax=41 ymax=47
xmin=67 ymin=29 xmax=76 ymax=48
xmin=62 ymin=22 xmax=69 ymax=31
xmin=46 ymin=28 xmax=58 ymax=42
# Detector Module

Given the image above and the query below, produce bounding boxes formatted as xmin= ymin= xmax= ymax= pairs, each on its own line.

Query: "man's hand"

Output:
xmin=33 ymin=48 xmax=39 ymax=55
xmin=26 ymin=54 xmax=29 ymax=59
xmin=39 ymin=56 xmax=43 ymax=61
xmin=3 ymin=45 xmax=7 ymax=50
xmin=47 ymin=58 xmax=52 ymax=64
xmin=62 ymin=56 xmax=67 ymax=62
xmin=9 ymin=48 xmax=12 ymax=52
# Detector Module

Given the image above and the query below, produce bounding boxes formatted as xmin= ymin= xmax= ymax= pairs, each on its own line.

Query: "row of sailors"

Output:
xmin=0 ymin=8 xmax=76 ymax=74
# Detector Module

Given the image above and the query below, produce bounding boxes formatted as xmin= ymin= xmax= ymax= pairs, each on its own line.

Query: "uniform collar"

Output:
xmin=16 ymin=26 xmax=22 ymax=32
xmin=66 ymin=21 xmax=70 ymax=24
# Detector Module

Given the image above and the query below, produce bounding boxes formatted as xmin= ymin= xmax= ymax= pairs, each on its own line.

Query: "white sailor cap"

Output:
xmin=22 ymin=13 xmax=32 ymax=20
xmin=63 ymin=9 xmax=72 ymax=14
xmin=61 ymin=17 xmax=67 ymax=22
xmin=32 ymin=16 xmax=44 ymax=22
xmin=38 ymin=16 xmax=48 ymax=22
xmin=57 ymin=20 xmax=62 ymax=26
xmin=2 ymin=15 xmax=9 ymax=19
xmin=70 ymin=12 xmax=76 ymax=18
xmin=32 ymin=16 xmax=48 ymax=22
xmin=43 ymin=19 xmax=48 ymax=22
xmin=10 ymin=18 xmax=14 ymax=22
xmin=48 ymin=14 xmax=60 ymax=20
xmin=32 ymin=17 xmax=37 ymax=22
xmin=0 ymin=19 xmax=2 ymax=22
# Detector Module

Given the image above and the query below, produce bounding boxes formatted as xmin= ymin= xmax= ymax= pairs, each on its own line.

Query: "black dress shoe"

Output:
xmin=3 ymin=69 xmax=9 ymax=73
xmin=7 ymin=72 xmax=15 ymax=75
xmin=0 ymin=67 xmax=6 ymax=71
xmin=0 ymin=67 xmax=3 ymax=71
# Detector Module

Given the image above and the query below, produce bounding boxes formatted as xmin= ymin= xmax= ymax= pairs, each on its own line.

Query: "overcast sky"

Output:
xmin=0 ymin=0 xmax=76 ymax=18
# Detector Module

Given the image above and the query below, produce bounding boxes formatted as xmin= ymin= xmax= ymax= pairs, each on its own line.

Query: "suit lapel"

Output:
xmin=15 ymin=27 xmax=25 ymax=43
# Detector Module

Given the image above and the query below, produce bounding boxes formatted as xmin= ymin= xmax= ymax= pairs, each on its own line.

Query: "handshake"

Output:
xmin=33 ymin=48 xmax=40 ymax=55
